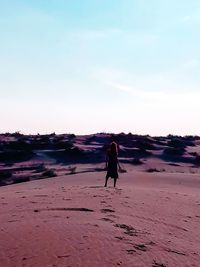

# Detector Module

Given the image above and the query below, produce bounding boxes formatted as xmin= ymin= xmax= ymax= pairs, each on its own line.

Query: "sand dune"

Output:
xmin=1 ymin=168 xmax=200 ymax=267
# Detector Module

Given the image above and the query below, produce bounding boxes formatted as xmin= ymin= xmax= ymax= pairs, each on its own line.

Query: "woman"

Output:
xmin=104 ymin=141 xmax=121 ymax=187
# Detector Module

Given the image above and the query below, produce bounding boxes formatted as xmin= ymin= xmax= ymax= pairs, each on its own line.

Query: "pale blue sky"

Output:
xmin=1 ymin=0 xmax=200 ymax=135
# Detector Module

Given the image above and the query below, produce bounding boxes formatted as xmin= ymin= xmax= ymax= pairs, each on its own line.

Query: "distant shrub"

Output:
xmin=139 ymin=148 xmax=152 ymax=156
xmin=119 ymin=147 xmax=152 ymax=158
xmin=184 ymin=135 xmax=200 ymax=141
xmin=38 ymin=135 xmax=50 ymax=143
xmin=54 ymin=141 xmax=73 ymax=150
xmin=166 ymin=136 xmax=195 ymax=147
xmin=14 ymin=177 xmax=30 ymax=184
xmin=12 ymin=131 xmax=23 ymax=138
xmin=167 ymin=138 xmax=185 ymax=148
xmin=102 ymin=143 xmax=110 ymax=152
xmin=4 ymin=162 xmax=14 ymax=167
xmin=167 ymin=134 xmax=182 ymax=139
xmin=3 ymin=132 xmax=12 ymax=137
xmin=183 ymin=140 xmax=195 ymax=147
xmin=0 ymin=150 xmax=34 ymax=162
xmin=118 ymin=168 xmax=127 ymax=173
xmin=28 ymin=141 xmax=49 ymax=150
xmin=131 ymin=158 xmax=143 ymax=165
xmin=34 ymin=164 xmax=46 ymax=173
xmin=68 ymin=166 xmax=77 ymax=174
xmin=0 ymin=171 xmax=12 ymax=181
xmin=53 ymin=135 xmax=65 ymax=142
xmin=153 ymin=136 xmax=167 ymax=145
xmin=163 ymin=147 xmax=185 ymax=156
xmin=85 ymin=135 xmax=96 ymax=144
xmin=68 ymin=134 xmax=76 ymax=139
xmin=111 ymin=133 xmax=125 ymax=143
xmin=194 ymin=154 xmax=200 ymax=165
xmin=168 ymin=163 xmax=180 ymax=166
xmin=146 ymin=168 xmax=165 ymax=173
xmin=67 ymin=146 xmax=84 ymax=158
xmin=42 ymin=169 xmax=57 ymax=177
xmin=189 ymin=152 xmax=198 ymax=157
xmin=137 ymin=141 xmax=156 ymax=150
xmin=5 ymin=141 xmax=31 ymax=151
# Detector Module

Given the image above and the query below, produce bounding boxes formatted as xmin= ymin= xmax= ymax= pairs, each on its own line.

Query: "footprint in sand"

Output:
xmin=114 ymin=224 xmax=138 ymax=236
xmin=147 ymin=241 xmax=156 ymax=246
xmin=115 ymin=236 xmax=126 ymax=241
xmin=165 ymin=248 xmax=186 ymax=256
xmin=121 ymin=202 xmax=131 ymax=208
xmin=89 ymin=186 xmax=102 ymax=189
xmin=57 ymin=255 xmax=70 ymax=259
xmin=126 ymin=244 xmax=148 ymax=254
xmin=126 ymin=249 xmax=136 ymax=254
xmin=34 ymin=195 xmax=48 ymax=197
xmin=107 ymin=214 xmax=119 ymax=219
xmin=152 ymin=261 xmax=167 ymax=267
xmin=93 ymin=195 xmax=104 ymax=198
xmin=101 ymin=217 xmax=115 ymax=223
xmin=101 ymin=208 xmax=115 ymax=213
xmin=134 ymin=244 xmax=148 ymax=252
xmin=105 ymin=205 xmax=113 ymax=208
xmin=34 ymin=207 xmax=94 ymax=213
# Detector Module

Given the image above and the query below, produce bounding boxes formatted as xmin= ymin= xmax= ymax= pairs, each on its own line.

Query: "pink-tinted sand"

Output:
xmin=0 ymin=168 xmax=200 ymax=267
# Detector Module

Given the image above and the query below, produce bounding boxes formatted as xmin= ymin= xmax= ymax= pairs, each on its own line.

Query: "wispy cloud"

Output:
xmin=0 ymin=6 xmax=54 ymax=24
xmin=96 ymin=61 xmax=200 ymax=94
xmin=105 ymin=80 xmax=200 ymax=111
xmin=183 ymin=59 xmax=200 ymax=68
xmin=104 ymin=81 xmax=136 ymax=93
xmin=95 ymin=66 xmax=200 ymax=112
xmin=182 ymin=9 xmax=200 ymax=24
xmin=182 ymin=15 xmax=192 ymax=22
xmin=66 ymin=28 xmax=159 ymax=45
xmin=69 ymin=28 xmax=122 ymax=40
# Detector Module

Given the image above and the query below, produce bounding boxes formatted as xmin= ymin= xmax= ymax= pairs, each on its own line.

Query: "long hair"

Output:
xmin=109 ymin=141 xmax=118 ymax=156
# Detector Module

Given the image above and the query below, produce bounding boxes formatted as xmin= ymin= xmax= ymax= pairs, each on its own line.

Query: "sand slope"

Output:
xmin=0 ymin=169 xmax=200 ymax=267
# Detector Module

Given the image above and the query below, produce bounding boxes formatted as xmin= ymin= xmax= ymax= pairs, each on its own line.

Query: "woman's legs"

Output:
xmin=104 ymin=176 xmax=109 ymax=187
xmin=105 ymin=176 xmax=117 ymax=187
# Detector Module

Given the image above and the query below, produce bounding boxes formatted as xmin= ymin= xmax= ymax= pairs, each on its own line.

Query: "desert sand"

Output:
xmin=1 ymin=133 xmax=200 ymax=266
xmin=1 ymin=167 xmax=200 ymax=267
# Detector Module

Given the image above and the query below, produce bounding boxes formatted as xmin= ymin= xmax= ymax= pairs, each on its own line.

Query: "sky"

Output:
xmin=0 ymin=0 xmax=200 ymax=136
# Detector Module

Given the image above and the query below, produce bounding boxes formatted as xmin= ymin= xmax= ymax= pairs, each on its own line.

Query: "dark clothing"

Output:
xmin=106 ymin=153 xmax=118 ymax=179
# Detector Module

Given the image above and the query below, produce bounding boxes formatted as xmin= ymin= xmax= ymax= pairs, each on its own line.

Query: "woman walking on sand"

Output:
xmin=104 ymin=141 xmax=121 ymax=187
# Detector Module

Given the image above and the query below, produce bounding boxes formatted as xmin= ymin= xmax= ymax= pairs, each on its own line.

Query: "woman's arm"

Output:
xmin=117 ymin=158 xmax=121 ymax=169
xmin=105 ymin=154 xmax=108 ymax=169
